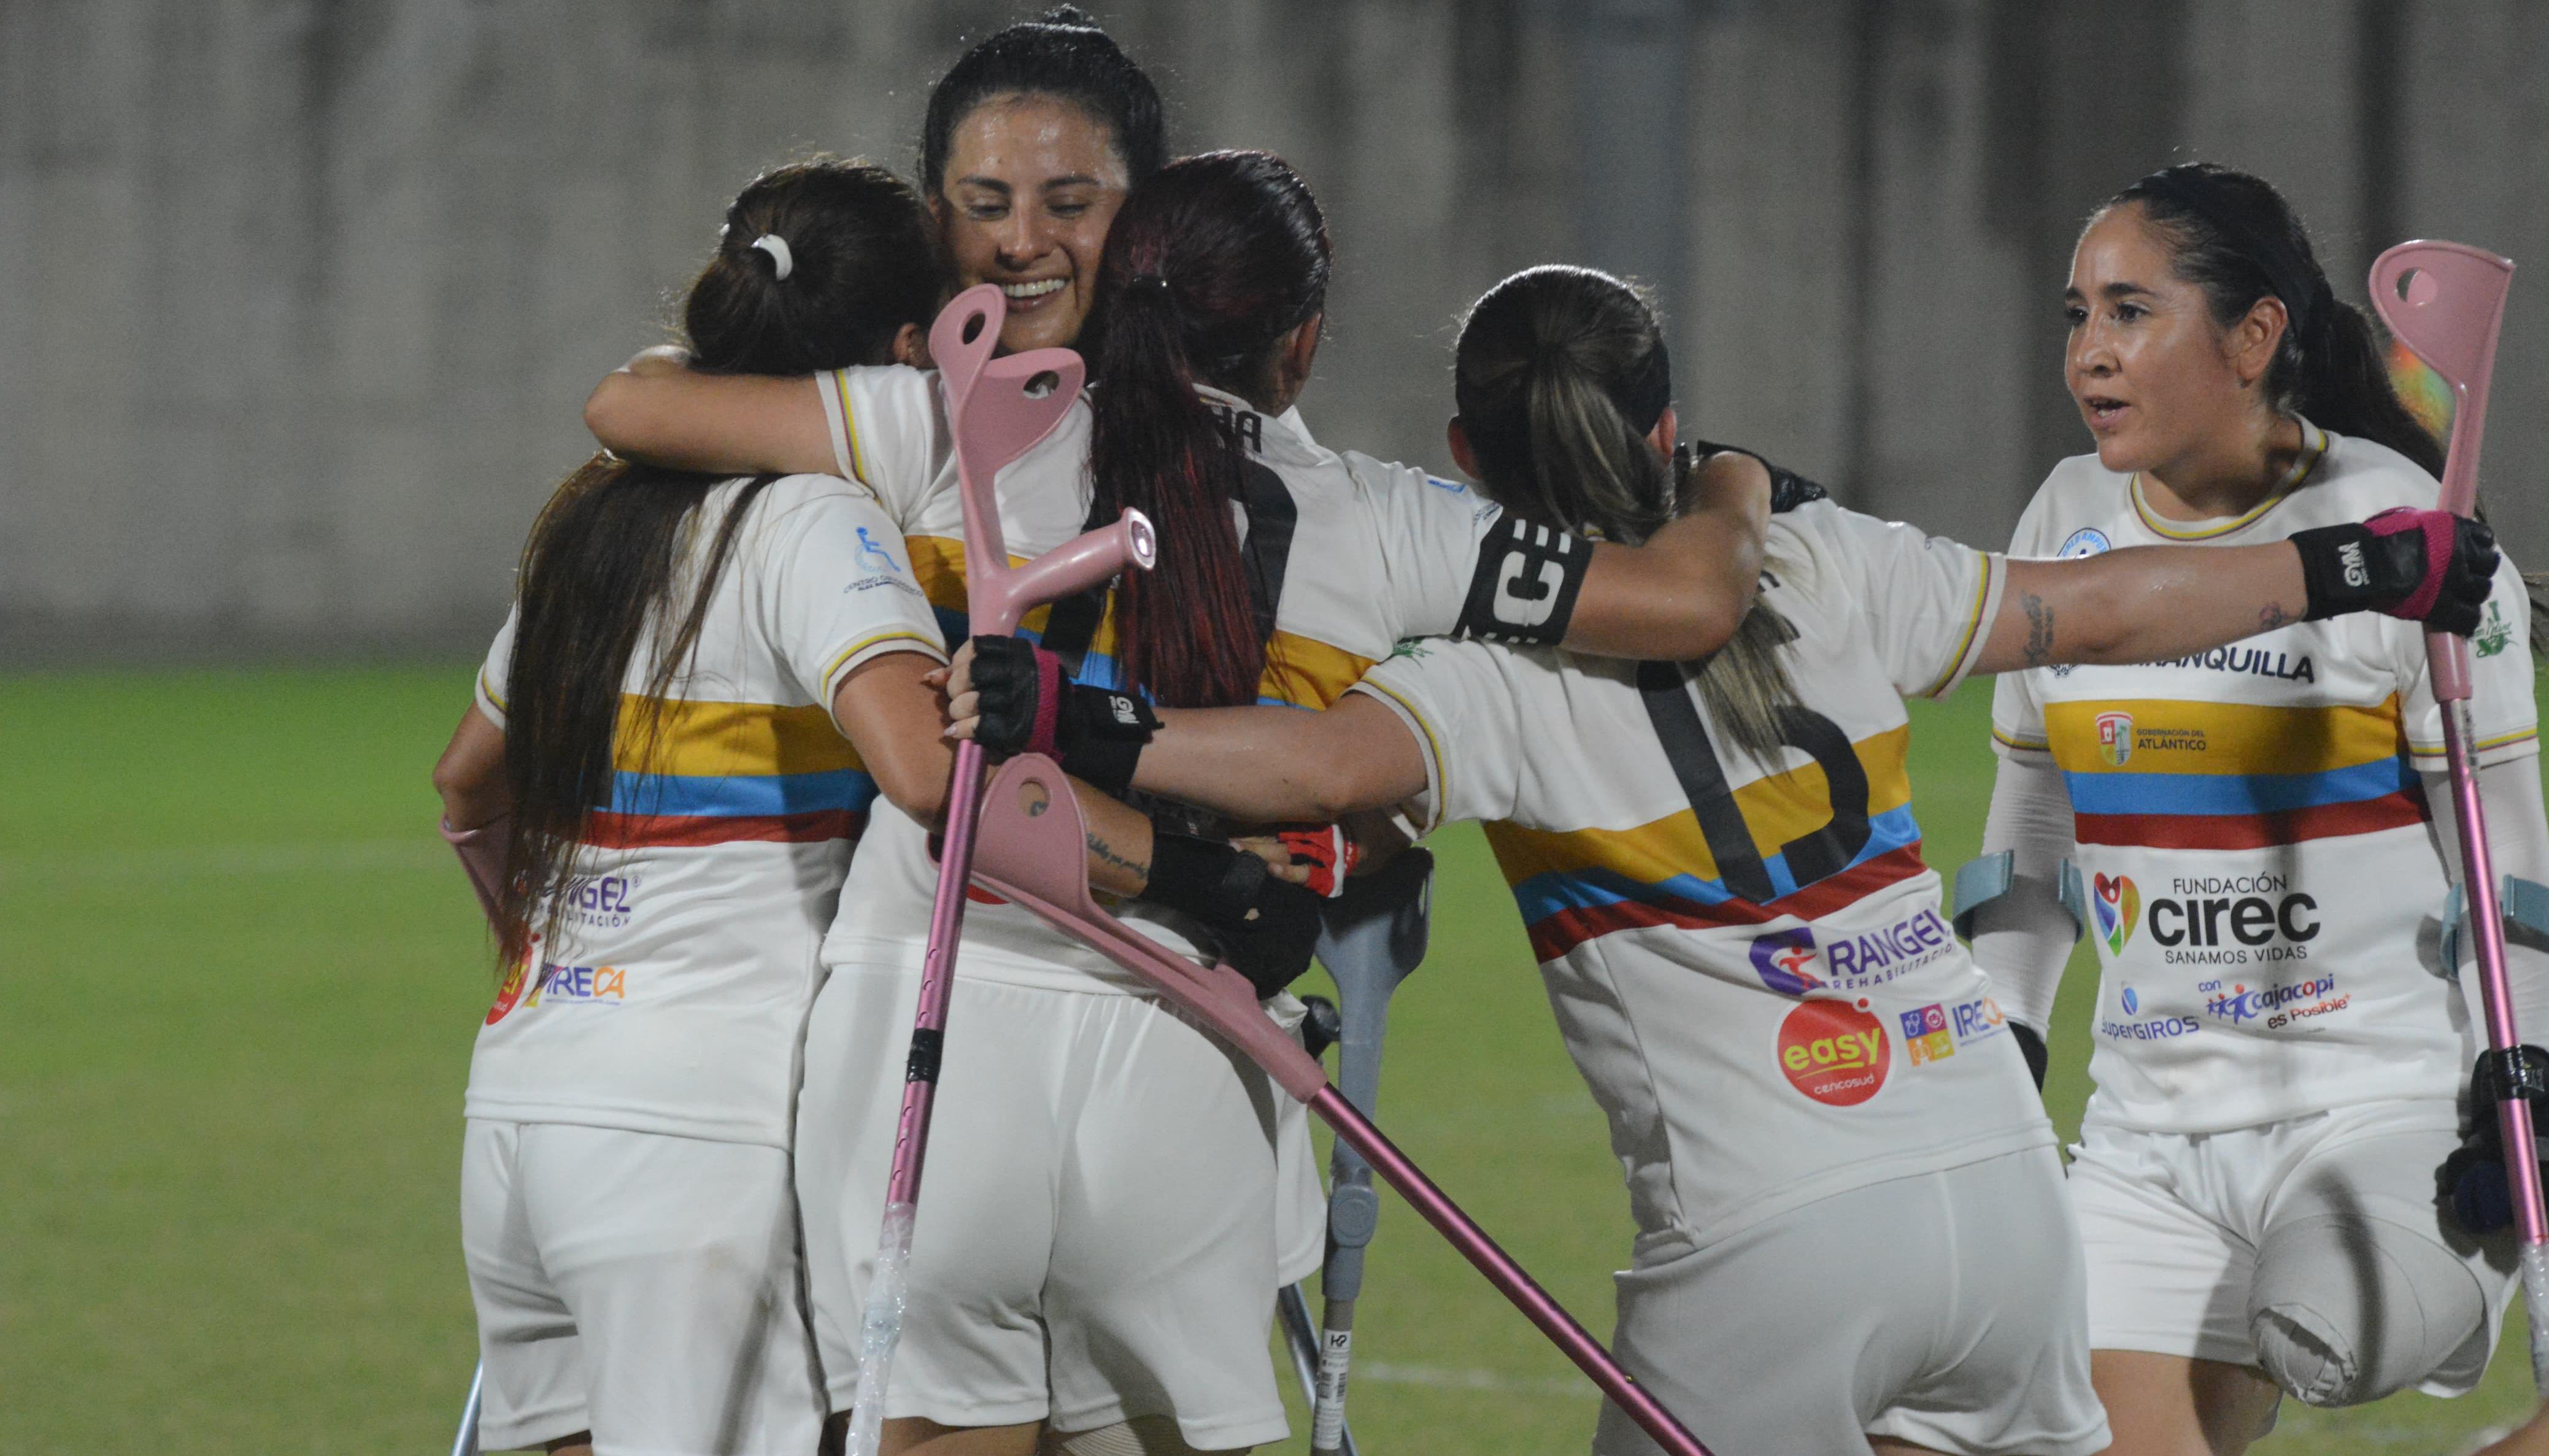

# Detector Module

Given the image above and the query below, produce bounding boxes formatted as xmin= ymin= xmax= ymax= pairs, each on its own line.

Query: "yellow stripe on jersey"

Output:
xmin=1918 ymin=557 xmax=1997 ymax=699
xmin=1992 ymin=724 xmax=2048 ymax=752
xmin=816 ymin=630 xmax=944 ymax=691
xmin=1486 ymin=723 xmax=1915 ymax=888
xmin=2044 ymin=696 xmax=2402 ymax=777
xmin=1263 ymin=633 xmax=1377 ymax=709
xmin=903 ymin=536 xmax=1060 ymax=636
xmin=2408 ymin=726 xmax=2539 ymax=758
xmin=480 ymin=666 xmax=508 ymax=712
xmin=612 ymin=696 xmax=863 ymax=777
xmin=832 ymin=369 xmax=875 ymax=488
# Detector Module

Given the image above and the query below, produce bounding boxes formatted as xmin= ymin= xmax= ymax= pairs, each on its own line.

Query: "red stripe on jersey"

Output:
xmin=1524 ymin=844 xmax=1930 ymax=963
xmin=2071 ymin=790 xmax=2428 ymax=850
xmin=583 ymin=808 xmax=865 ymax=849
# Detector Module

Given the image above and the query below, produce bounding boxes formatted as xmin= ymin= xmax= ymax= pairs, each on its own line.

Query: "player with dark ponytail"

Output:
xmin=1972 ymin=162 xmax=2549 ymax=1453
xmin=425 ymin=159 xmax=971 ymax=1456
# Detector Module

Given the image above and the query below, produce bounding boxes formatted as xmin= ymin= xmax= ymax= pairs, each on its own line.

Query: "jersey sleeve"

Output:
xmin=1346 ymin=452 xmax=1506 ymax=641
xmin=474 ymin=606 xmax=518 ymax=731
xmin=761 ymin=482 xmax=949 ymax=708
xmin=816 ymin=366 xmax=951 ymax=530
xmin=2399 ymin=549 xmax=2540 ymax=769
xmin=1813 ymin=506 xmax=2005 ymax=701
xmin=1346 ymin=640 xmax=1527 ymax=834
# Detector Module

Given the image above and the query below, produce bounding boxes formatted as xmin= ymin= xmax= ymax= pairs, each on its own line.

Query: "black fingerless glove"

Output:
xmin=1140 ymin=831 xmax=1324 ymax=998
xmin=967 ymin=634 xmax=1159 ymax=795
xmin=1691 ymin=438 xmax=1829 ymax=513
xmin=2439 ymin=1042 xmax=2549 ymax=1233
xmin=2290 ymin=510 xmax=2496 ymax=633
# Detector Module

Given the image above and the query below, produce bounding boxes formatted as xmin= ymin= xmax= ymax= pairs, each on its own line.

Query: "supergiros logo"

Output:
xmin=2093 ymin=873 xmax=2139 ymax=955
xmin=1775 ymin=1000 xmax=1889 ymax=1106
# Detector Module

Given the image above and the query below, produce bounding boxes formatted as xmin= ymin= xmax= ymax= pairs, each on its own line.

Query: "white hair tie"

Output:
xmin=752 ymin=234 xmax=793 ymax=280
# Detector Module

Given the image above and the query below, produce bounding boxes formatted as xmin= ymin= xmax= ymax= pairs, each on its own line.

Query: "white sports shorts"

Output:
xmin=2070 ymin=1098 xmax=2509 ymax=1395
xmin=460 ymin=1119 xmax=825 ymax=1456
xmin=798 ymin=966 xmax=1305 ymax=1450
xmin=1596 ymin=1144 xmax=2108 ymax=1456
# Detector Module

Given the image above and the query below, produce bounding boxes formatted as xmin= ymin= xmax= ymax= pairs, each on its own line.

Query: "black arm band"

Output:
xmin=1057 ymin=688 xmax=1157 ymax=798
xmin=1455 ymin=514 xmax=1591 ymax=645
xmin=1690 ymin=438 xmax=1829 ymax=513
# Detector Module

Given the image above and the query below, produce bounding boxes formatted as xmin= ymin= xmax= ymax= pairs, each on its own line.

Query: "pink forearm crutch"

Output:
xmin=2369 ymin=239 xmax=2544 ymax=1392
xmin=844 ymin=285 xmax=1157 ymax=1456
xmin=966 ymin=754 xmax=1716 ymax=1456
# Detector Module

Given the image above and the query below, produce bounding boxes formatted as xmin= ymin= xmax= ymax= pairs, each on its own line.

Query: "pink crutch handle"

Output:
xmin=2369 ymin=241 xmax=2515 ymax=704
xmin=928 ymin=285 xmax=1088 ymax=606
xmin=971 ymin=509 xmax=1159 ymax=642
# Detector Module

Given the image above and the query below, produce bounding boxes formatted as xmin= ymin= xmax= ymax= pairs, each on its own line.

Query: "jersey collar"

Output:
xmin=2127 ymin=417 xmax=2328 ymax=541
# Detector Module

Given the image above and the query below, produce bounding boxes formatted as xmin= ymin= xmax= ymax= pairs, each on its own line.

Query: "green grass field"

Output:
xmin=1 ymin=665 xmax=2540 ymax=1454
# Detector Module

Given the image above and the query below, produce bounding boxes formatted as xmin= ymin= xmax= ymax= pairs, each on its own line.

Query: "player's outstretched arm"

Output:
xmin=1557 ymin=449 xmax=1770 ymax=661
xmin=583 ymin=348 xmax=836 ymax=477
xmin=943 ymin=637 xmax=1425 ymax=826
xmin=1973 ymin=509 xmax=2494 ymax=675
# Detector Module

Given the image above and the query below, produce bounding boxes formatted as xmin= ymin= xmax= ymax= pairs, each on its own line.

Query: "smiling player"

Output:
xmin=1971 ymin=163 xmax=2549 ymax=1455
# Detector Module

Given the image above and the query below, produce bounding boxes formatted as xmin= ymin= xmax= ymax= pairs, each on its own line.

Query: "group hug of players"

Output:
xmin=428 ymin=9 xmax=2549 ymax=1455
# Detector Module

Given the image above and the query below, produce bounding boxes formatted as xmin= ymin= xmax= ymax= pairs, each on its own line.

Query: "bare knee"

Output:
xmin=1038 ymin=1415 xmax=1245 ymax=1455
xmin=2091 ymin=1349 xmax=2280 ymax=1456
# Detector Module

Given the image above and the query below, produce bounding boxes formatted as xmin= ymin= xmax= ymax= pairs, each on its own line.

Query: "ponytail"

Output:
xmin=493 ymin=159 xmax=935 ymax=973
xmin=1455 ymin=266 xmax=1802 ymax=766
xmin=1089 ymin=275 xmax=1265 ymax=706
xmin=1086 ymin=151 xmax=1331 ymax=707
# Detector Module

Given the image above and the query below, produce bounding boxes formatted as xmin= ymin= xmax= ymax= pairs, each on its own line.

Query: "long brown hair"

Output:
xmin=495 ymin=159 xmax=935 ymax=969
xmin=1082 ymin=150 xmax=1331 ymax=707
xmin=1454 ymin=265 xmax=1802 ymax=766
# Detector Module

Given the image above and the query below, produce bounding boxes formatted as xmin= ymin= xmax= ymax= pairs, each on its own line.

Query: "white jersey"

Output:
xmin=813 ymin=364 xmax=1503 ymax=992
xmin=1354 ymin=499 xmax=2053 ymax=1257
xmin=468 ymin=474 xmax=946 ymax=1146
xmin=1992 ymin=421 xmax=2538 ymax=1133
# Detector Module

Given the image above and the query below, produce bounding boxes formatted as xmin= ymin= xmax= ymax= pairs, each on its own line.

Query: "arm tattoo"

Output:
xmin=1085 ymin=830 xmax=1147 ymax=883
xmin=2256 ymin=601 xmax=2293 ymax=632
xmin=2021 ymin=592 xmax=2057 ymax=668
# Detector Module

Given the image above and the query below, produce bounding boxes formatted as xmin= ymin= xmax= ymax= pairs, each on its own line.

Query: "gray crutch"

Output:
xmin=1298 ymin=847 xmax=1435 ymax=1456
xmin=449 ymin=1361 xmax=482 ymax=1456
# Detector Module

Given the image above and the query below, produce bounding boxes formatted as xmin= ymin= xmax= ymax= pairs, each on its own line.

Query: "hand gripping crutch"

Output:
xmin=844 ymin=285 xmax=1158 ymax=1456
xmin=1297 ymin=849 xmax=1435 ymax=1456
xmin=2369 ymin=240 xmax=2545 ymax=1392
xmin=966 ymin=757 xmax=1716 ymax=1456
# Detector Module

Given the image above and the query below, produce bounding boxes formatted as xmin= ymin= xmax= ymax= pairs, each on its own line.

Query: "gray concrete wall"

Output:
xmin=4 ymin=0 xmax=2546 ymax=659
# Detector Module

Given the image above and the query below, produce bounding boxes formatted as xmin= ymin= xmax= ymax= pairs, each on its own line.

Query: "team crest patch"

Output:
xmin=2096 ymin=710 xmax=2134 ymax=768
xmin=2059 ymin=527 xmax=2112 ymax=559
xmin=2477 ymin=600 xmax=2512 ymax=658
xmin=1775 ymin=1000 xmax=1888 ymax=1106
xmin=2093 ymin=874 xmax=2138 ymax=955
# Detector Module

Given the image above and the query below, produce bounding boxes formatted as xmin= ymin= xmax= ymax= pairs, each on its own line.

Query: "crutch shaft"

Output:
xmin=1308 ymin=1086 xmax=1711 ymax=1456
xmin=2440 ymin=699 xmax=2549 ymax=1247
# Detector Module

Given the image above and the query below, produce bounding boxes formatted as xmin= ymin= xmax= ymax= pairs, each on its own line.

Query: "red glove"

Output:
xmin=1278 ymin=825 xmax=1360 ymax=898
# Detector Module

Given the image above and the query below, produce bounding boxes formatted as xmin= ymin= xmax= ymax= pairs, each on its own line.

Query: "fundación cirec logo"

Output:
xmin=2096 ymin=710 xmax=2134 ymax=768
xmin=2093 ymin=872 xmax=2139 ymax=955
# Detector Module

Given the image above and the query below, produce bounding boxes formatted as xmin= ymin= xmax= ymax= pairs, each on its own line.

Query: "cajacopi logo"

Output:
xmin=1775 ymin=1000 xmax=1889 ymax=1106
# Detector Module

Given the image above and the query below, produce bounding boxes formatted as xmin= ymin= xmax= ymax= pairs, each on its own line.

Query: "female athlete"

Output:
xmin=945 ymin=262 xmax=2497 ymax=1456
xmin=1967 ymin=163 xmax=2549 ymax=1454
xmin=426 ymin=159 xmax=1197 ymax=1456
